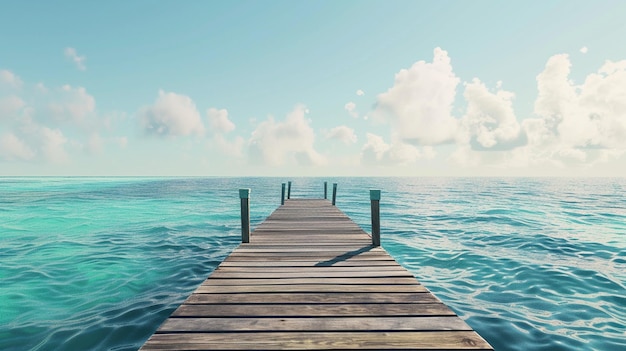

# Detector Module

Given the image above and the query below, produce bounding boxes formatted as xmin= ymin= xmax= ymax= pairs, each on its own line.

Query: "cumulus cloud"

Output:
xmin=0 ymin=133 xmax=35 ymax=161
xmin=455 ymin=53 xmax=626 ymax=171
xmin=39 ymin=126 xmax=69 ymax=163
xmin=374 ymin=47 xmax=460 ymax=145
xmin=64 ymin=47 xmax=86 ymax=71
xmin=47 ymin=85 xmax=96 ymax=125
xmin=361 ymin=133 xmax=391 ymax=165
xmin=361 ymin=48 xmax=464 ymax=167
xmin=0 ymin=79 xmax=89 ymax=163
xmin=0 ymin=70 xmax=137 ymax=166
xmin=4 ymin=118 xmax=70 ymax=163
xmin=207 ymin=108 xmax=235 ymax=133
xmin=356 ymin=89 xmax=365 ymax=96
xmin=0 ymin=70 xmax=23 ymax=89
xmin=326 ymin=126 xmax=357 ymax=145
xmin=0 ymin=95 xmax=25 ymax=118
xmin=360 ymin=133 xmax=424 ymax=166
xmin=580 ymin=46 xmax=588 ymax=54
xmin=534 ymin=54 xmax=626 ymax=152
xmin=460 ymin=78 xmax=525 ymax=150
xmin=248 ymin=105 xmax=325 ymax=166
xmin=204 ymin=108 xmax=244 ymax=157
xmin=359 ymin=48 xmax=625 ymax=173
xmin=139 ymin=90 xmax=205 ymax=137
xmin=344 ymin=101 xmax=358 ymax=118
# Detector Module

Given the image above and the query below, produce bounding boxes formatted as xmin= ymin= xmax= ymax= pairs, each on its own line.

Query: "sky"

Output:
xmin=1 ymin=0 xmax=626 ymax=176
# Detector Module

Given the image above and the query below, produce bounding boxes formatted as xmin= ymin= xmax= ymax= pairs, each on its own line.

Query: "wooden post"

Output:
xmin=332 ymin=183 xmax=337 ymax=206
xmin=239 ymin=189 xmax=250 ymax=243
xmin=370 ymin=190 xmax=381 ymax=247
xmin=324 ymin=181 xmax=328 ymax=199
xmin=287 ymin=181 xmax=292 ymax=199
xmin=281 ymin=183 xmax=286 ymax=205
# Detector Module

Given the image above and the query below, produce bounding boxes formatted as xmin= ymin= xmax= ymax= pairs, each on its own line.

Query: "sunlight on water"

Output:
xmin=1 ymin=177 xmax=624 ymax=351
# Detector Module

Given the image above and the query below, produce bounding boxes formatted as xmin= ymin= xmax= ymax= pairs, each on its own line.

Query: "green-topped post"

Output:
xmin=370 ymin=190 xmax=381 ymax=247
xmin=239 ymin=189 xmax=250 ymax=243
xmin=287 ymin=181 xmax=292 ymax=199
xmin=281 ymin=183 xmax=286 ymax=205
xmin=332 ymin=183 xmax=337 ymax=206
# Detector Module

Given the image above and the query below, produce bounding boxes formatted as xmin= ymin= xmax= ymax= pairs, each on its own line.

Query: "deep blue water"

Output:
xmin=1 ymin=177 xmax=624 ymax=351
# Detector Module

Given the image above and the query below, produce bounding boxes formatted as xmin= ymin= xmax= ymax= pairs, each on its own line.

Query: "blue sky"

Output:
xmin=1 ymin=0 xmax=625 ymax=176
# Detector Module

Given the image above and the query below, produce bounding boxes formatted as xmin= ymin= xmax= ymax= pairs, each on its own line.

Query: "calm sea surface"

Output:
xmin=1 ymin=177 xmax=624 ymax=351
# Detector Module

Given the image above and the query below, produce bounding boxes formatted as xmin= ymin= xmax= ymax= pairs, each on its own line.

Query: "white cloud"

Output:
xmin=374 ymin=47 xmax=460 ymax=145
xmin=361 ymin=133 xmax=391 ymax=165
xmin=356 ymin=89 xmax=365 ymax=96
xmin=207 ymin=108 xmax=235 ymax=133
xmin=460 ymin=78 xmax=524 ymax=150
xmin=248 ymin=105 xmax=325 ymax=166
xmin=0 ymin=70 xmax=23 ymax=89
xmin=326 ymin=126 xmax=357 ymax=145
xmin=47 ymin=85 xmax=96 ymax=124
xmin=534 ymin=54 xmax=626 ymax=151
xmin=356 ymin=48 xmax=626 ymax=173
xmin=534 ymin=54 xmax=576 ymax=122
xmin=205 ymin=108 xmax=243 ymax=157
xmin=360 ymin=133 xmax=423 ymax=166
xmin=0 ymin=133 xmax=35 ymax=161
xmin=139 ymin=90 xmax=205 ymax=137
xmin=0 ymin=70 xmax=139 ymax=166
xmin=0 ymin=95 xmax=25 ymax=118
xmin=0 ymin=79 xmax=84 ymax=163
xmin=344 ymin=101 xmax=358 ymax=118
xmin=387 ymin=142 xmax=422 ymax=165
xmin=64 ymin=47 xmax=86 ymax=71
xmin=456 ymin=53 xmax=626 ymax=171
xmin=580 ymin=46 xmax=588 ymax=54
xmin=9 ymin=118 xmax=71 ymax=164
xmin=39 ymin=126 xmax=69 ymax=163
xmin=35 ymin=82 xmax=48 ymax=93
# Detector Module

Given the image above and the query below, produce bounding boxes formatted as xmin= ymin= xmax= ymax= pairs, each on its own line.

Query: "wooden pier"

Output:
xmin=140 ymin=197 xmax=493 ymax=350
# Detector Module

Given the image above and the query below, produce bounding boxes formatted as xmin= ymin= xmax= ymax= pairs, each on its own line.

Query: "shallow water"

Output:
xmin=1 ymin=177 xmax=624 ymax=350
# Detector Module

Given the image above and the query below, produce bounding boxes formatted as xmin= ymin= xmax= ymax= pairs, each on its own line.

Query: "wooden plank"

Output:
xmin=171 ymin=303 xmax=456 ymax=317
xmin=184 ymin=292 xmax=439 ymax=304
xmin=202 ymin=276 xmax=419 ymax=289
xmin=158 ymin=316 xmax=472 ymax=332
xmin=214 ymin=266 xmax=409 ymax=273
xmin=141 ymin=331 xmax=492 ymax=350
xmin=218 ymin=259 xmax=400 ymax=267
xmin=225 ymin=253 xmax=394 ymax=260
xmin=209 ymin=270 xmax=414 ymax=278
xmin=195 ymin=283 xmax=428 ymax=293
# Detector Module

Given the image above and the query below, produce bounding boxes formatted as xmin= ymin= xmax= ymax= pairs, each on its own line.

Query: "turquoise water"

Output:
xmin=1 ymin=177 xmax=625 ymax=351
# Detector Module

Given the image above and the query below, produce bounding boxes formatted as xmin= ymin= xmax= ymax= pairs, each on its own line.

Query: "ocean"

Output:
xmin=1 ymin=177 xmax=624 ymax=351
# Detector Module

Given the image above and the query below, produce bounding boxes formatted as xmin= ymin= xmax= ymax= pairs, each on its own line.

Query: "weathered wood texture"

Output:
xmin=141 ymin=199 xmax=493 ymax=351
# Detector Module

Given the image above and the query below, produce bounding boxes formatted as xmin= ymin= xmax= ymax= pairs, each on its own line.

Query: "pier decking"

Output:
xmin=140 ymin=198 xmax=493 ymax=350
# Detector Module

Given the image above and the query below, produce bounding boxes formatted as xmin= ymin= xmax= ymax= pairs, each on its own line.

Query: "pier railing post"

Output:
xmin=281 ymin=183 xmax=286 ymax=205
xmin=239 ymin=189 xmax=250 ymax=243
xmin=287 ymin=181 xmax=292 ymax=199
xmin=324 ymin=181 xmax=328 ymax=199
xmin=370 ymin=190 xmax=381 ymax=247
xmin=332 ymin=183 xmax=337 ymax=206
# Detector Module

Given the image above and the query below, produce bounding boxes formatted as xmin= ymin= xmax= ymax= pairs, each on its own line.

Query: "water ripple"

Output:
xmin=1 ymin=177 xmax=625 ymax=351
